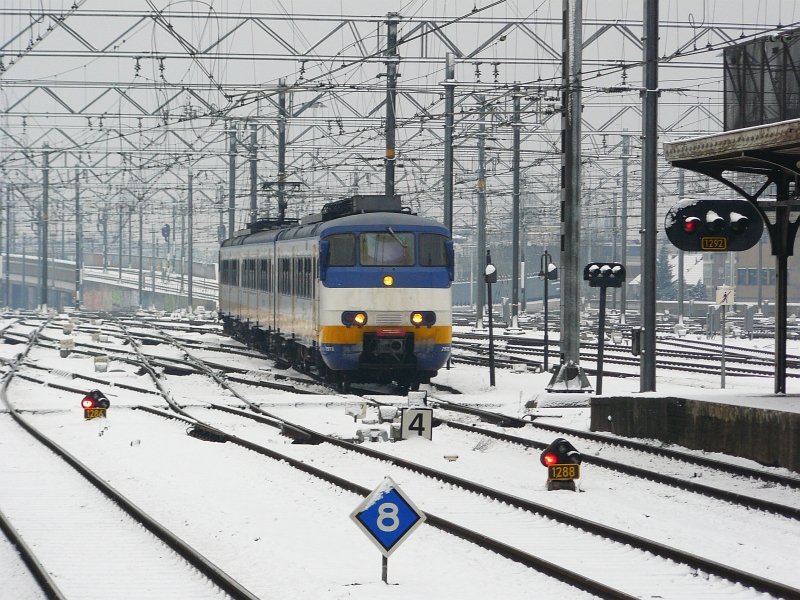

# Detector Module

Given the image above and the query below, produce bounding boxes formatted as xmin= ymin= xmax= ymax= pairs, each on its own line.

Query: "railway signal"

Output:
xmin=538 ymin=250 xmax=557 ymax=372
xmin=485 ymin=250 xmax=497 ymax=387
xmin=583 ymin=262 xmax=626 ymax=394
xmin=583 ymin=262 xmax=626 ymax=287
xmin=82 ymin=389 xmax=110 ymax=420
xmin=664 ymin=198 xmax=763 ymax=252
xmin=540 ymin=437 xmax=582 ymax=491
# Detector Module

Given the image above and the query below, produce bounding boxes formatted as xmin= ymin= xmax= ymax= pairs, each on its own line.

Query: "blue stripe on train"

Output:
xmin=320 ymin=343 xmax=451 ymax=371
xmin=323 ymin=267 xmax=450 ymax=289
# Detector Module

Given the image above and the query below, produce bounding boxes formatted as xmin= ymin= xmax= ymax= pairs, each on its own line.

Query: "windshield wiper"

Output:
xmin=387 ymin=227 xmax=407 ymax=247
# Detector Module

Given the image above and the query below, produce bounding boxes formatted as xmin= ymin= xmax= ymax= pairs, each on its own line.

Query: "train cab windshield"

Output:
xmin=360 ymin=231 xmax=415 ymax=266
xmin=325 ymin=231 xmax=449 ymax=268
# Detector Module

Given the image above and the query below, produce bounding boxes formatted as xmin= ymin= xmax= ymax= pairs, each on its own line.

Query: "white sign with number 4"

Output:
xmin=400 ymin=408 xmax=433 ymax=440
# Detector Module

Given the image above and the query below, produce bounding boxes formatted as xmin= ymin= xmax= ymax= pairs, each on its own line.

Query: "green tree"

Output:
xmin=657 ymin=240 xmax=677 ymax=300
xmin=686 ymin=280 xmax=707 ymax=301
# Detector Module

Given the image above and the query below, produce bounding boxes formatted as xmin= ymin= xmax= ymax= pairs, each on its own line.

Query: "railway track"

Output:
xmin=8 ymin=313 xmax=800 ymax=597
xmin=116 ymin=317 xmax=800 ymax=598
xmin=451 ymin=331 xmax=800 ymax=378
xmin=423 ymin=398 xmax=800 ymax=518
xmin=0 ymin=319 xmax=258 ymax=600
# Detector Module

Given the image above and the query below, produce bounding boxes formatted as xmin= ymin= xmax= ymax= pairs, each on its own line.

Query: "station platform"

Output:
xmin=587 ymin=392 xmax=800 ymax=473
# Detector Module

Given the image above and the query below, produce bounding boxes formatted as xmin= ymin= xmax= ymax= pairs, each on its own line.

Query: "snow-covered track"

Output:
xmin=0 ymin=503 xmax=63 ymax=599
xmin=433 ymin=414 xmax=800 ymax=519
xmin=124 ymin=324 xmax=636 ymax=597
xmin=144 ymin=399 xmax=800 ymax=599
xmin=432 ymin=397 xmax=800 ymax=491
xmin=1 ymin=322 xmax=259 ymax=600
xmin=134 ymin=404 xmax=633 ymax=599
xmin=452 ymin=331 xmax=800 ymax=378
xmin=123 ymin=322 xmax=799 ymax=598
xmin=60 ymin=315 xmax=794 ymax=597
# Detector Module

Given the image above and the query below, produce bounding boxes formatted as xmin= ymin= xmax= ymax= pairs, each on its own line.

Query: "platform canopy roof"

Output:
xmin=665 ymin=118 xmax=800 ymax=396
xmin=664 ymin=118 xmax=800 ymax=176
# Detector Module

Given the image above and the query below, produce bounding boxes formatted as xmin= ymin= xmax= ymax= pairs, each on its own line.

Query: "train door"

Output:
xmin=312 ymin=242 xmax=319 ymax=340
xmin=290 ymin=246 xmax=297 ymax=335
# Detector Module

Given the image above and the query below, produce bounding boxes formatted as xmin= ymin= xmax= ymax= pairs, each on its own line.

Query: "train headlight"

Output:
xmin=410 ymin=311 xmax=436 ymax=327
xmin=383 ymin=275 xmax=394 ymax=287
xmin=342 ymin=311 xmax=368 ymax=327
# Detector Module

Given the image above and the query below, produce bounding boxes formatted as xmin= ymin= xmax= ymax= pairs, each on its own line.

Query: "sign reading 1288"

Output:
xmin=350 ymin=477 xmax=426 ymax=557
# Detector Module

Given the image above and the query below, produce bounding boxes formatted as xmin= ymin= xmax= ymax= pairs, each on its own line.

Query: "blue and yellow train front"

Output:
xmin=317 ymin=219 xmax=453 ymax=385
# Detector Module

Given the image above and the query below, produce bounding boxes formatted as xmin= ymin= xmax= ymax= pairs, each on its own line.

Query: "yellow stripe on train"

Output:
xmin=320 ymin=325 xmax=452 ymax=345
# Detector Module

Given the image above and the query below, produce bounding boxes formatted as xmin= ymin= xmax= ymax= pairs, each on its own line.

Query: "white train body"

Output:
xmin=219 ymin=197 xmax=453 ymax=389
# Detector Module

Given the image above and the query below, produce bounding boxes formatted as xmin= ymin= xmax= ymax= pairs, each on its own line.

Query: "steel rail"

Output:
xmin=432 ymin=397 xmax=800 ymax=491
xmin=209 ymin=401 xmax=800 ymax=599
xmin=143 ymin=321 xmax=800 ymax=599
xmin=0 ymin=321 xmax=68 ymax=600
xmin=0 ymin=502 xmax=67 ymax=600
xmin=436 ymin=417 xmax=800 ymax=519
xmin=0 ymin=320 xmax=260 ymax=600
xmin=132 ymin=405 xmax=631 ymax=599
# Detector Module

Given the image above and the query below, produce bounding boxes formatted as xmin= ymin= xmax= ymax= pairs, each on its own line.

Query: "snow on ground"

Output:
xmin=1 ymin=316 xmax=799 ymax=598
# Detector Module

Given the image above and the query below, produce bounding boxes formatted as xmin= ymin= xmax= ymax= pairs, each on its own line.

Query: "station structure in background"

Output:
xmin=665 ymin=27 xmax=800 ymax=394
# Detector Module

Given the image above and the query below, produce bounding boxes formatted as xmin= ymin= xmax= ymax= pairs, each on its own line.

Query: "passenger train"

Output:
xmin=219 ymin=195 xmax=453 ymax=391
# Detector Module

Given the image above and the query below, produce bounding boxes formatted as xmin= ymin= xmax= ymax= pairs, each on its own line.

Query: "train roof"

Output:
xmin=319 ymin=210 xmax=447 ymax=232
xmin=221 ymin=210 xmax=449 ymax=247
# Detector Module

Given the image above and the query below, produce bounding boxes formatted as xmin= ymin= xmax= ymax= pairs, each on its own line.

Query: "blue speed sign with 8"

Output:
xmin=350 ymin=477 xmax=426 ymax=557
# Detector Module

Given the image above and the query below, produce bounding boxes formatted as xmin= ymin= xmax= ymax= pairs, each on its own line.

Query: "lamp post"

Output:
xmin=538 ymin=250 xmax=558 ymax=372
xmin=485 ymin=250 xmax=497 ymax=387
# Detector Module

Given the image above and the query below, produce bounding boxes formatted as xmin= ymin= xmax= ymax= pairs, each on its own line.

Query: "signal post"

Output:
xmin=665 ymin=119 xmax=800 ymax=394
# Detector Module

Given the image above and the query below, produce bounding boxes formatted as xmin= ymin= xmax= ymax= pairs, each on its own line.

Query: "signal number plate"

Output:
xmin=548 ymin=463 xmax=580 ymax=481
xmin=84 ymin=408 xmax=107 ymax=420
xmin=701 ymin=237 xmax=727 ymax=251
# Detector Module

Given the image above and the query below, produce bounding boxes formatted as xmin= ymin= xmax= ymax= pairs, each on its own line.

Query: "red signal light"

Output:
xmin=542 ymin=452 xmax=558 ymax=467
xmin=683 ymin=216 xmax=700 ymax=233
xmin=81 ymin=398 xmax=95 ymax=409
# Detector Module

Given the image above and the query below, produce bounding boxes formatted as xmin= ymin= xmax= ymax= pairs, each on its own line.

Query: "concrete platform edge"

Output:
xmin=590 ymin=396 xmax=800 ymax=473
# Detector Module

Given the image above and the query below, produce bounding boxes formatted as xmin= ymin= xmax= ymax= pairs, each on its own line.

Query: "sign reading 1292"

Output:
xmin=701 ymin=237 xmax=727 ymax=250
xmin=350 ymin=477 xmax=426 ymax=557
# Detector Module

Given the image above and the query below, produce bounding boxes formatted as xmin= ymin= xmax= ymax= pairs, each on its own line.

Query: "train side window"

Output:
xmin=258 ymin=259 xmax=267 ymax=291
xmin=293 ymin=258 xmax=301 ymax=297
xmin=420 ymin=234 xmax=448 ymax=266
xmin=303 ymin=257 xmax=311 ymax=298
xmin=296 ymin=258 xmax=303 ymax=298
xmin=327 ymin=234 xmax=355 ymax=266
xmin=312 ymin=257 xmax=317 ymax=298
xmin=279 ymin=258 xmax=291 ymax=294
